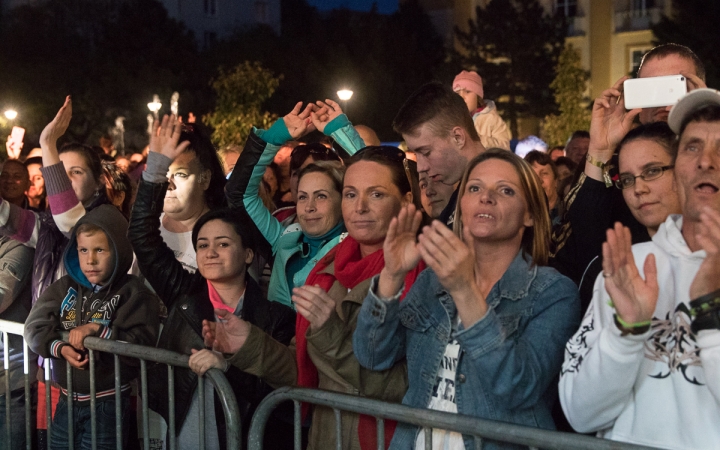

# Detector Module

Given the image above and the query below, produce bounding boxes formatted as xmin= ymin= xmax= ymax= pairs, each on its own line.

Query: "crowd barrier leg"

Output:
xmin=114 ymin=355 xmax=122 ymax=450
xmin=3 ymin=331 xmax=12 ymax=450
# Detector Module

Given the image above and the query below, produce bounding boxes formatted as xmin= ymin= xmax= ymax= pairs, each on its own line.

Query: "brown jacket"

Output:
xmin=227 ymin=262 xmax=408 ymax=450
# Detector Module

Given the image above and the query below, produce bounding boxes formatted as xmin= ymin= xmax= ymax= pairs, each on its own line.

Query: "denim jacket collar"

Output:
xmin=433 ymin=250 xmax=537 ymax=309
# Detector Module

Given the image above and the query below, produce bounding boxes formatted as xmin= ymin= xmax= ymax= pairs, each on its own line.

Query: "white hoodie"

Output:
xmin=559 ymin=215 xmax=720 ymax=450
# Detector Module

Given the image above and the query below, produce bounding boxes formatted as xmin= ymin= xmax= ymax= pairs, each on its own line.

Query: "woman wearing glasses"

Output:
xmin=203 ymin=146 xmax=425 ymax=449
xmin=226 ymin=100 xmax=366 ymax=308
xmin=571 ymin=122 xmax=681 ymax=313
xmin=354 ymin=149 xmax=580 ymax=449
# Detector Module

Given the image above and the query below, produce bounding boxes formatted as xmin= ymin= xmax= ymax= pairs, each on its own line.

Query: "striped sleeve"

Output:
xmin=0 ymin=200 xmax=40 ymax=247
xmin=42 ymin=163 xmax=86 ymax=234
xmin=96 ymin=325 xmax=112 ymax=339
xmin=50 ymin=340 xmax=66 ymax=358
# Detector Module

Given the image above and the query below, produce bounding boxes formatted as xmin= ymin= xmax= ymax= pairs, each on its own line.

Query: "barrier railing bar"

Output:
xmin=3 ymin=331 xmax=11 ymax=450
xmin=23 ymin=340 xmax=31 ymax=450
xmin=474 ymin=435 xmax=482 ymax=450
xmin=376 ymin=417 xmax=384 ymax=450
xmin=81 ymin=336 xmax=242 ymax=450
xmin=293 ymin=400 xmax=301 ymax=450
xmin=140 ymin=359 xmax=149 ymax=450
xmin=114 ymin=354 xmax=122 ymax=450
xmin=66 ymin=359 xmax=74 ymax=450
xmin=89 ymin=349 xmax=97 ymax=450
xmin=334 ymin=408 xmax=341 ymax=450
xmin=168 ymin=365 xmax=176 ymax=450
xmin=247 ymin=387 xmax=661 ymax=450
xmin=0 ymin=319 xmax=24 ymax=335
xmin=44 ymin=358 xmax=51 ymax=439
xmin=198 ymin=374 xmax=206 ymax=450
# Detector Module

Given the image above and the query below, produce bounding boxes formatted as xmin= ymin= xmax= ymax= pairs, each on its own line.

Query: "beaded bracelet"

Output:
xmin=689 ymin=288 xmax=720 ymax=318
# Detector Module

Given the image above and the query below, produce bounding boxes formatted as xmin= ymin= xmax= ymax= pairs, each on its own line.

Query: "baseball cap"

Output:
xmin=668 ymin=88 xmax=720 ymax=134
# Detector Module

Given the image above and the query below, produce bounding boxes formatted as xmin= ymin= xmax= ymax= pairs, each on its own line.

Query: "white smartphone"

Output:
xmin=10 ymin=126 xmax=25 ymax=144
xmin=624 ymin=75 xmax=687 ymax=109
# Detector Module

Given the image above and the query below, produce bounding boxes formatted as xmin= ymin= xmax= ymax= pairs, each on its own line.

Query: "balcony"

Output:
xmin=614 ymin=6 xmax=663 ymax=32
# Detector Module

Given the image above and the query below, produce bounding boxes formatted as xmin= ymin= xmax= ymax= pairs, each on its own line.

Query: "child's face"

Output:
xmin=455 ymin=88 xmax=479 ymax=112
xmin=76 ymin=231 xmax=114 ymax=286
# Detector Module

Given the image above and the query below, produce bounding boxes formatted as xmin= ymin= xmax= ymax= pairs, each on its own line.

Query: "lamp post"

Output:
xmin=337 ymin=89 xmax=353 ymax=117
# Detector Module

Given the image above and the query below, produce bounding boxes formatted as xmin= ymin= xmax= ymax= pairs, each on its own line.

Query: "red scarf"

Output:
xmin=207 ymin=280 xmax=242 ymax=314
xmin=296 ymin=235 xmax=425 ymax=449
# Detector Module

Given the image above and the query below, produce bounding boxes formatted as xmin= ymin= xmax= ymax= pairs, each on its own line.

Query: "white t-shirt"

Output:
xmin=415 ymin=339 xmax=465 ymax=450
xmin=160 ymin=214 xmax=198 ymax=273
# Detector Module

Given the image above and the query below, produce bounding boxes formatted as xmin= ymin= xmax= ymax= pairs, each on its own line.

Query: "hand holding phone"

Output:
xmin=624 ymin=75 xmax=687 ymax=110
xmin=6 ymin=126 xmax=25 ymax=159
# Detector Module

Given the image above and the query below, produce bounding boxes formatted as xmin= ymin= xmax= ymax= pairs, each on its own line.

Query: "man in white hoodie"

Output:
xmin=559 ymin=88 xmax=720 ymax=449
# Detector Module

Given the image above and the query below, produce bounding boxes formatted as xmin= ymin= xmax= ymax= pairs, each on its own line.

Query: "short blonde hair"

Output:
xmin=453 ymin=149 xmax=551 ymax=266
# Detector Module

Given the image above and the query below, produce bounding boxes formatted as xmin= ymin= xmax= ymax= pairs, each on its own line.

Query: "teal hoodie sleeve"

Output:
xmin=324 ymin=114 xmax=365 ymax=156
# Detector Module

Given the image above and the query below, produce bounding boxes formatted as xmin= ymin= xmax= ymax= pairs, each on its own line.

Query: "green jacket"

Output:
xmin=226 ymin=115 xmax=365 ymax=308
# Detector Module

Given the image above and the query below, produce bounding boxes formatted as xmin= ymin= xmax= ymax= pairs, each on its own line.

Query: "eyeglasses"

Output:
xmin=614 ymin=165 xmax=674 ymax=190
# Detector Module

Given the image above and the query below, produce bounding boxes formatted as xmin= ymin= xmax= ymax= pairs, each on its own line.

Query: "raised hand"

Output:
xmin=418 ymin=221 xmax=476 ymax=295
xmin=602 ymin=222 xmax=658 ymax=325
xmin=5 ymin=137 xmax=22 ymax=160
xmin=690 ymin=207 xmax=720 ymax=299
xmin=61 ymin=345 xmax=88 ymax=369
xmin=68 ymin=323 xmax=101 ymax=351
xmin=188 ymin=349 xmax=226 ymax=376
xmin=589 ymin=77 xmax=642 ymax=159
xmin=376 ymin=204 xmax=423 ymax=298
xmin=36 ymin=96 xmax=72 ymax=166
xmin=284 ymin=102 xmax=317 ymax=139
xmin=682 ymin=71 xmax=707 ymax=92
xmin=292 ymin=285 xmax=335 ymax=330
xmin=201 ymin=309 xmax=251 ymax=354
xmin=149 ymin=115 xmax=190 ymax=161
xmin=310 ymin=99 xmax=343 ymax=134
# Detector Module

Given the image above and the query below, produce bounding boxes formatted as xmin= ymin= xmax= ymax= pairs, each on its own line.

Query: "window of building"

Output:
xmin=204 ymin=0 xmax=217 ymax=17
xmin=629 ymin=46 xmax=652 ymax=76
xmin=204 ymin=31 xmax=217 ymax=49
xmin=555 ymin=0 xmax=578 ymax=17
xmin=631 ymin=0 xmax=656 ymax=15
xmin=255 ymin=1 xmax=268 ymax=23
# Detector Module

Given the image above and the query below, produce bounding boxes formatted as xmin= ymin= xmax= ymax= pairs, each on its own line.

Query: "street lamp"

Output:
xmin=147 ymin=95 xmax=162 ymax=119
xmin=4 ymin=110 xmax=18 ymax=120
xmin=337 ymin=89 xmax=353 ymax=117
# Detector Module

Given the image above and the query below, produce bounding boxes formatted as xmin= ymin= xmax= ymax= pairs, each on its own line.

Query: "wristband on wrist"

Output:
xmin=689 ymin=288 xmax=720 ymax=317
xmin=613 ymin=314 xmax=652 ymax=336
xmin=586 ymin=153 xmax=615 ymax=188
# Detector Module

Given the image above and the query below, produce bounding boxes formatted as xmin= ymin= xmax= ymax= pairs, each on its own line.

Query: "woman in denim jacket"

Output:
xmin=354 ymin=149 xmax=581 ymax=449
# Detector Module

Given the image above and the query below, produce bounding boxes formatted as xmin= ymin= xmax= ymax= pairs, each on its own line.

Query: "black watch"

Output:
xmin=691 ymin=308 xmax=720 ymax=334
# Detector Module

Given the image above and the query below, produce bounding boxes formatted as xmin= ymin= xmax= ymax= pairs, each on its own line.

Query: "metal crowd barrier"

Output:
xmin=247 ymin=387 xmax=662 ymax=450
xmin=1 ymin=319 xmax=242 ymax=450
xmin=0 ymin=318 xmax=34 ymax=450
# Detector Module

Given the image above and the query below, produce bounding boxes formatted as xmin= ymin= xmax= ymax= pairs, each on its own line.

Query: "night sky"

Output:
xmin=307 ymin=0 xmax=399 ymax=14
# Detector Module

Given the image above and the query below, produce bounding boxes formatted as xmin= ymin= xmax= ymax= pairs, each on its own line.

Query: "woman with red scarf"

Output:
xmin=203 ymin=146 xmax=425 ymax=449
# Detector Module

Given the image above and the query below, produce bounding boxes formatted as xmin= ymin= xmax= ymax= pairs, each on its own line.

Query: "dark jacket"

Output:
xmin=24 ymin=205 xmax=160 ymax=396
xmin=551 ymin=174 xmax=649 ymax=284
xmin=127 ymin=178 xmax=296 ymax=440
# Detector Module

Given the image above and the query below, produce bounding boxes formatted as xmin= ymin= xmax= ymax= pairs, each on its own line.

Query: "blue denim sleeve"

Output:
xmin=353 ymin=275 xmax=407 ymax=371
xmin=454 ymin=274 xmax=581 ymax=410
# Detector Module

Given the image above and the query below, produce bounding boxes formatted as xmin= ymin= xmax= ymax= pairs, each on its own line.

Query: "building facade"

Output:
xmin=408 ymin=0 xmax=672 ymax=137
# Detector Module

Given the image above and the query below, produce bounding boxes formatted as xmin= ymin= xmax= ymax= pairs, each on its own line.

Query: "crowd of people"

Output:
xmin=0 ymin=42 xmax=719 ymax=450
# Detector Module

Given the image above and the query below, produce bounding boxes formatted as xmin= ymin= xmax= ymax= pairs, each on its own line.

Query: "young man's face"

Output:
xmin=0 ymin=161 xmax=30 ymax=203
xmin=77 ymin=231 xmax=114 ymax=286
xmin=674 ymin=120 xmax=720 ymax=222
xmin=403 ymin=123 xmax=468 ymax=187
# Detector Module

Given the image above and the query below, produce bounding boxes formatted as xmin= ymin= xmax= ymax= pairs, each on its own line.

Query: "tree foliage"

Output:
xmin=542 ymin=45 xmax=591 ymax=147
xmin=652 ymin=0 xmax=720 ymax=88
xmin=203 ymin=62 xmax=281 ymax=148
xmin=454 ymin=0 xmax=567 ymax=137
xmin=207 ymin=0 xmax=447 ymax=140
xmin=0 ymin=0 xmax=207 ymax=149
